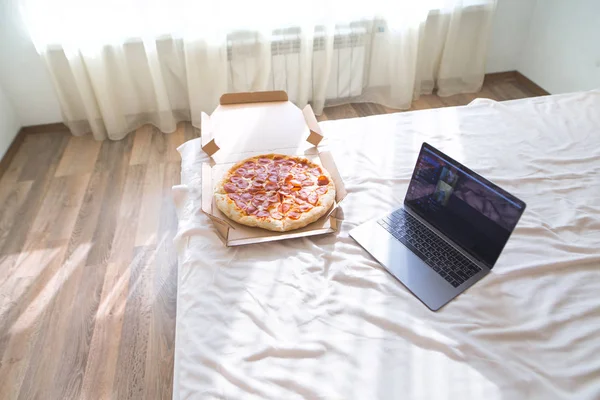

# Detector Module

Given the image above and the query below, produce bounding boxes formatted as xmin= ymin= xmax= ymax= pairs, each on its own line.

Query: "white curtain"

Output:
xmin=21 ymin=0 xmax=496 ymax=140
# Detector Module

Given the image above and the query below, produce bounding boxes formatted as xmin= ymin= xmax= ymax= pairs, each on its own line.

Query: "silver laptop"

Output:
xmin=350 ymin=143 xmax=526 ymax=311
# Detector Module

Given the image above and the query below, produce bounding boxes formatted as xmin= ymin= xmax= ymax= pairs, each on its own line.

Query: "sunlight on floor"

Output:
xmin=10 ymin=243 xmax=91 ymax=334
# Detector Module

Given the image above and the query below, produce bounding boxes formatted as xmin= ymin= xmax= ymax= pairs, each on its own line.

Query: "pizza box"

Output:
xmin=199 ymin=90 xmax=347 ymax=246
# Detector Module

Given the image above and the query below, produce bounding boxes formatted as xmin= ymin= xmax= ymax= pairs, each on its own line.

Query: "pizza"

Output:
xmin=214 ymin=154 xmax=336 ymax=232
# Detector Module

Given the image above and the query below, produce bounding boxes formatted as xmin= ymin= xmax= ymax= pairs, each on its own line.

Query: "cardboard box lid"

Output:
xmin=198 ymin=90 xmax=347 ymax=246
xmin=201 ymin=91 xmax=323 ymax=158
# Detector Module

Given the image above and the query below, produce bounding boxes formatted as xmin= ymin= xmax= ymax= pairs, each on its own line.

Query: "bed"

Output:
xmin=172 ymin=91 xmax=600 ymax=399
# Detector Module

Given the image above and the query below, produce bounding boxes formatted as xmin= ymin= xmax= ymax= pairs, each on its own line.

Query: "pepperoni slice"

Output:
xmin=267 ymin=175 xmax=278 ymax=183
xmin=297 ymin=189 xmax=309 ymax=200
xmin=278 ymin=166 xmax=291 ymax=176
xmin=234 ymin=199 xmax=247 ymax=209
xmin=315 ymin=186 xmax=328 ymax=195
xmin=310 ymin=167 xmax=321 ymax=176
xmin=277 ymin=174 xmax=288 ymax=183
xmin=242 ymin=170 xmax=256 ymax=179
xmin=298 ymin=203 xmax=313 ymax=212
xmin=224 ymin=183 xmax=237 ymax=193
xmin=246 ymin=204 xmax=257 ymax=214
xmin=251 ymin=181 xmax=264 ymax=190
xmin=229 ymin=193 xmax=241 ymax=201
xmin=294 ymin=197 xmax=305 ymax=205
xmin=279 ymin=187 xmax=291 ymax=195
xmin=236 ymin=179 xmax=250 ymax=189
xmin=255 ymin=173 xmax=268 ymax=183
xmin=254 ymin=193 xmax=267 ymax=202
xmin=307 ymin=192 xmax=318 ymax=205
xmin=234 ymin=167 xmax=247 ymax=176
xmin=254 ymin=165 xmax=266 ymax=174
xmin=277 ymin=202 xmax=292 ymax=213
xmin=265 ymin=182 xmax=278 ymax=190
xmin=257 ymin=157 xmax=271 ymax=165
xmin=243 ymin=161 xmax=255 ymax=168
xmin=241 ymin=192 xmax=253 ymax=201
xmin=266 ymin=192 xmax=280 ymax=203
xmin=230 ymin=176 xmax=244 ymax=183
xmin=317 ymin=175 xmax=329 ymax=186
xmin=251 ymin=196 xmax=264 ymax=207
xmin=287 ymin=211 xmax=301 ymax=220
xmin=270 ymin=209 xmax=283 ymax=220
xmin=282 ymin=160 xmax=295 ymax=167
xmin=256 ymin=210 xmax=270 ymax=218
xmin=301 ymin=179 xmax=314 ymax=187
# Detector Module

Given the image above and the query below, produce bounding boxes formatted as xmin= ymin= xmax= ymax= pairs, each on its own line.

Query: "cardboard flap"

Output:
xmin=201 ymin=112 xmax=220 ymax=156
xmin=330 ymin=216 xmax=339 ymax=230
xmin=302 ymin=104 xmax=323 ymax=146
xmin=319 ymin=151 xmax=347 ymax=202
xmin=324 ymin=203 xmax=339 ymax=220
xmin=220 ymin=91 xmax=288 ymax=105
xmin=201 ymin=164 xmax=234 ymax=229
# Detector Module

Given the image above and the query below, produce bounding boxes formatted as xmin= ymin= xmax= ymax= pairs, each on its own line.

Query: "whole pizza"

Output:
xmin=214 ymin=154 xmax=336 ymax=232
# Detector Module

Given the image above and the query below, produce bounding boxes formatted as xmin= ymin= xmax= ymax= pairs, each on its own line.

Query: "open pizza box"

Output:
xmin=200 ymin=90 xmax=347 ymax=246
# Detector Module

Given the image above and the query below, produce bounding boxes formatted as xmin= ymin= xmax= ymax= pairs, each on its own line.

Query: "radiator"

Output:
xmin=226 ymin=25 xmax=370 ymax=101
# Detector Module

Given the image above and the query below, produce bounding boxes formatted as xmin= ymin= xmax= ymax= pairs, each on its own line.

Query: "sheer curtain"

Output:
xmin=21 ymin=0 xmax=496 ymax=140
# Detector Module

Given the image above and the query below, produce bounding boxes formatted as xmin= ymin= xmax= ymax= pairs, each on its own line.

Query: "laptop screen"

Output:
xmin=404 ymin=143 xmax=526 ymax=268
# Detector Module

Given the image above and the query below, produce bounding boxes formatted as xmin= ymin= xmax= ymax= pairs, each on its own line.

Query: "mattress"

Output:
xmin=172 ymin=91 xmax=600 ymax=399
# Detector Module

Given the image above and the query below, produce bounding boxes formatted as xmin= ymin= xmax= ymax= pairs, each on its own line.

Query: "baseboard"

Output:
xmin=0 ymin=123 xmax=70 ymax=179
xmin=514 ymin=72 xmax=550 ymax=96
xmin=20 ymin=122 xmax=69 ymax=135
xmin=483 ymin=70 xmax=550 ymax=96
xmin=484 ymin=71 xmax=518 ymax=83
xmin=0 ymin=129 xmax=27 ymax=179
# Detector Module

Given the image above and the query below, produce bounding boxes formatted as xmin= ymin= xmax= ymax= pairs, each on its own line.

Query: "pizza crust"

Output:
xmin=214 ymin=154 xmax=337 ymax=232
xmin=213 ymin=178 xmax=226 ymax=195
xmin=283 ymin=188 xmax=336 ymax=231
xmin=215 ymin=193 xmax=286 ymax=231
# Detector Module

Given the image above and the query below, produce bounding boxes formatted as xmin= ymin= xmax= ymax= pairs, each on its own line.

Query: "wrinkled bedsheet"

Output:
xmin=173 ymin=91 xmax=600 ymax=399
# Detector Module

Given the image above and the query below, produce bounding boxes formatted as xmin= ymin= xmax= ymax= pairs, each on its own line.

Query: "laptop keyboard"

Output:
xmin=378 ymin=209 xmax=482 ymax=288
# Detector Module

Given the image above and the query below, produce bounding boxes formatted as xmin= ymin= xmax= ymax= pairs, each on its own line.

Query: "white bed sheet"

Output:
xmin=172 ymin=91 xmax=600 ymax=400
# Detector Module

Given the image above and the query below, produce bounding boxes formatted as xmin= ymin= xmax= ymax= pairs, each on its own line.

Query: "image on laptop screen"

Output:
xmin=405 ymin=145 xmax=525 ymax=267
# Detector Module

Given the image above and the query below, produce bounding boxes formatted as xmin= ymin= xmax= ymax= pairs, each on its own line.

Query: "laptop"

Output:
xmin=350 ymin=143 xmax=526 ymax=311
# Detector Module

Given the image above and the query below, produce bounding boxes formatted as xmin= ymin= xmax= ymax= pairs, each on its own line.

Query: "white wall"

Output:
xmin=0 ymin=0 xmax=62 ymax=126
xmin=0 ymin=83 xmax=21 ymax=159
xmin=518 ymin=0 xmax=600 ymax=94
xmin=485 ymin=0 xmax=537 ymax=73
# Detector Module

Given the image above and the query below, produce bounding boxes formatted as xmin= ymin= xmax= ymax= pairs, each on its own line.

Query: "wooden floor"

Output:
xmin=0 ymin=76 xmax=538 ymax=399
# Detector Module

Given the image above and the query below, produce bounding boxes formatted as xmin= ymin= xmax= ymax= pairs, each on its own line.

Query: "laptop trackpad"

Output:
xmin=351 ymin=222 xmax=457 ymax=310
